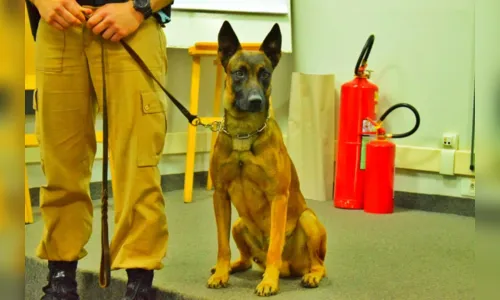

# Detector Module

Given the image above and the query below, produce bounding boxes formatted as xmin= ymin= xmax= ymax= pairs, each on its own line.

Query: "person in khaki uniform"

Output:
xmin=28 ymin=0 xmax=174 ymax=299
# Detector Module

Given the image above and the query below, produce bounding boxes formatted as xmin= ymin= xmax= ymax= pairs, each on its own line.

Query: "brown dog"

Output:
xmin=207 ymin=21 xmax=327 ymax=297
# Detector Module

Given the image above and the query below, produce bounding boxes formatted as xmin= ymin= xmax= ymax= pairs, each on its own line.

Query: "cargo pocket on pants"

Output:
xmin=137 ymin=91 xmax=168 ymax=167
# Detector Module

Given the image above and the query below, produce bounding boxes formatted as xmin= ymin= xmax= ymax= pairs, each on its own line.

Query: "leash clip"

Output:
xmin=227 ymin=122 xmax=267 ymax=140
xmin=208 ymin=121 xmax=222 ymax=132
xmin=193 ymin=117 xmax=223 ymax=133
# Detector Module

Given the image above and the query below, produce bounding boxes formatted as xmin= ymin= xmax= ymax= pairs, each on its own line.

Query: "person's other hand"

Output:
xmin=32 ymin=0 xmax=93 ymax=31
xmin=86 ymin=2 xmax=144 ymax=42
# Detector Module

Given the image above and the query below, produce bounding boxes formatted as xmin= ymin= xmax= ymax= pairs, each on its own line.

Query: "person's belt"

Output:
xmin=77 ymin=0 xmax=126 ymax=6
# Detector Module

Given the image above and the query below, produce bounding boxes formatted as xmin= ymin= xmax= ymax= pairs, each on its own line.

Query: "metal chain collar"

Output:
xmin=193 ymin=114 xmax=270 ymax=140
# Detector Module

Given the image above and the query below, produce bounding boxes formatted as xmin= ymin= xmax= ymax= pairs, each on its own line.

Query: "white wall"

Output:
xmin=291 ymin=0 xmax=475 ymax=198
xmin=293 ymin=0 xmax=475 ymax=148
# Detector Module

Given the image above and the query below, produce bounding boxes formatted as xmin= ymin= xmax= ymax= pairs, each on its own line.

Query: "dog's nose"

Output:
xmin=248 ymin=95 xmax=263 ymax=111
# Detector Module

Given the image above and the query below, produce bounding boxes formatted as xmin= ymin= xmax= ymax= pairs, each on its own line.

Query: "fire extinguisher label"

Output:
xmin=360 ymin=118 xmax=376 ymax=170
xmin=362 ymin=119 xmax=376 ymax=134
xmin=360 ymin=136 xmax=370 ymax=170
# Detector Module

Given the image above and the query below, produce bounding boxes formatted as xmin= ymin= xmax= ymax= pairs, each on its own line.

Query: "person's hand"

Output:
xmin=32 ymin=0 xmax=93 ymax=31
xmin=86 ymin=2 xmax=144 ymax=42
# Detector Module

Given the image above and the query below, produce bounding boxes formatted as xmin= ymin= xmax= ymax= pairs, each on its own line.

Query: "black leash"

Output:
xmin=119 ymin=40 xmax=200 ymax=125
xmin=99 ymin=38 xmax=111 ymax=288
xmin=96 ymin=23 xmax=221 ymax=289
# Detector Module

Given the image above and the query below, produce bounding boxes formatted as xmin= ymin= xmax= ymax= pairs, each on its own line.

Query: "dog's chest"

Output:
xmin=218 ymin=153 xmax=268 ymax=187
xmin=232 ymin=138 xmax=255 ymax=152
xmin=239 ymin=160 xmax=267 ymax=183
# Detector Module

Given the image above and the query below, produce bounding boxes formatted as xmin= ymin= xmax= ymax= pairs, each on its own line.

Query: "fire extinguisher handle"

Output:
xmin=379 ymin=103 xmax=421 ymax=139
xmin=355 ymin=34 xmax=375 ymax=76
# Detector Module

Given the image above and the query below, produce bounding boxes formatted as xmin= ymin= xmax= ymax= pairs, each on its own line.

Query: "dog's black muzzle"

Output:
xmin=235 ymin=90 xmax=266 ymax=113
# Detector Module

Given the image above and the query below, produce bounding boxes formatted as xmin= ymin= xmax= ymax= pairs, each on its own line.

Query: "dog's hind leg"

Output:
xmin=298 ymin=209 xmax=327 ymax=288
xmin=211 ymin=218 xmax=263 ymax=274
xmin=228 ymin=218 xmax=255 ymax=273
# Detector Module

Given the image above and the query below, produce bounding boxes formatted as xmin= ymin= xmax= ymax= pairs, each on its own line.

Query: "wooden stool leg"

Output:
xmin=184 ymin=56 xmax=201 ymax=203
xmin=25 ymin=165 xmax=34 ymax=224
xmin=206 ymin=62 xmax=224 ymax=191
xmin=269 ymin=96 xmax=275 ymax=118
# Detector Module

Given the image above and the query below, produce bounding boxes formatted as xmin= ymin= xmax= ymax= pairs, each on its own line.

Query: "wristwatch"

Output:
xmin=133 ymin=0 xmax=153 ymax=20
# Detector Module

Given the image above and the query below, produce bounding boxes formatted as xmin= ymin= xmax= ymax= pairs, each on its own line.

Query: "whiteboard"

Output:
xmin=164 ymin=9 xmax=293 ymax=52
xmin=172 ymin=0 xmax=289 ymax=15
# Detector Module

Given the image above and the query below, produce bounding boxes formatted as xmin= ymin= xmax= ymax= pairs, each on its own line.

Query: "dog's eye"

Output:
xmin=260 ymin=71 xmax=271 ymax=80
xmin=234 ymin=70 xmax=245 ymax=78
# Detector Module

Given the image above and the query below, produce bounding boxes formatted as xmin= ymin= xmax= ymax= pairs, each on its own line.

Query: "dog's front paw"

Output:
xmin=301 ymin=272 xmax=322 ymax=288
xmin=207 ymin=272 xmax=229 ymax=289
xmin=255 ymin=279 xmax=279 ymax=297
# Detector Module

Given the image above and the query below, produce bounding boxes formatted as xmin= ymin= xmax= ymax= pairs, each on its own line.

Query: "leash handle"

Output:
xmin=91 ymin=15 xmax=222 ymax=289
xmin=99 ymin=38 xmax=111 ymax=289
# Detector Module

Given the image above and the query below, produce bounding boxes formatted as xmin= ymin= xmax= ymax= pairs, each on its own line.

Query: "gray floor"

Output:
xmin=25 ymin=189 xmax=474 ymax=300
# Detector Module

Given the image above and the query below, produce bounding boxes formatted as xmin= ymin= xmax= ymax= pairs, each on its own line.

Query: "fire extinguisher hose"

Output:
xmin=379 ymin=103 xmax=421 ymax=139
xmin=354 ymin=34 xmax=375 ymax=76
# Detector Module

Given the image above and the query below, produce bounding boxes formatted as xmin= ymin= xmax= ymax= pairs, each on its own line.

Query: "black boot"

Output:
xmin=41 ymin=261 xmax=79 ymax=300
xmin=121 ymin=269 xmax=156 ymax=300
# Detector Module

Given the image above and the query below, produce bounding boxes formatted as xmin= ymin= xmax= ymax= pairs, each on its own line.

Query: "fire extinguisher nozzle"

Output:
xmin=355 ymin=35 xmax=376 ymax=77
xmin=379 ymin=103 xmax=421 ymax=139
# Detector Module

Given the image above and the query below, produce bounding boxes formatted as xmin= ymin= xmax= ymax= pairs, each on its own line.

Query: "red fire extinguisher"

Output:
xmin=334 ymin=34 xmax=378 ymax=209
xmin=362 ymin=104 xmax=420 ymax=214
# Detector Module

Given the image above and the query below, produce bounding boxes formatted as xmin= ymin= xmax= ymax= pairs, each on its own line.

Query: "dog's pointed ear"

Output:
xmin=218 ymin=21 xmax=242 ymax=69
xmin=260 ymin=23 xmax=282 ymax=68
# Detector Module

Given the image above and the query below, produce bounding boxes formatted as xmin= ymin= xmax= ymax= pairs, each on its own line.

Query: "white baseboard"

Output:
xmin=395 ymin=145 xmax=473 ymax=176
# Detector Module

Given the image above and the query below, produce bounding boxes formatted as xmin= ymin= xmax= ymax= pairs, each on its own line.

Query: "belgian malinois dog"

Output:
xmin=207 ymin=21 xmax=328 ymax=297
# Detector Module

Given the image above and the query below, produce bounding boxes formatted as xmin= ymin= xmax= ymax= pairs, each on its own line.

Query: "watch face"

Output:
xmin=135 ymin=0 xmax=150 ymax=8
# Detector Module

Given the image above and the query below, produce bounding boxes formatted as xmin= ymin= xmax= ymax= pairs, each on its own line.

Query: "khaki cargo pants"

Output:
xmin=33 ymin=17 xmax=169 ymax=271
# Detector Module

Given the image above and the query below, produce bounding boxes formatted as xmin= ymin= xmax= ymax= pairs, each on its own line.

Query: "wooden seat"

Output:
xmin=183 ymin=42 xmax=274 ymax=203
xmin=25 ymin=134 xmax=38 ymax=147
xmin=24 ymin=135 xmax=37 ymax=224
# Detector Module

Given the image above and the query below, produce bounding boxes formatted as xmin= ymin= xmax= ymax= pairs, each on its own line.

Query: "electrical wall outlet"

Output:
xmin=461 ymin=178 xmax=476 ymax=198
xmin=442 ymin=132 xmax=459 ymax=149
xmin=439 ymin=149 xmax=456 ymax=175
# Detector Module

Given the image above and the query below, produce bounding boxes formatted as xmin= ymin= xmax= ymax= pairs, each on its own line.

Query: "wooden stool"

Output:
xmin=24 ymin=134 xmax=37 ymax=224
xmin=183 ymin=42 xmax=275 ymax=203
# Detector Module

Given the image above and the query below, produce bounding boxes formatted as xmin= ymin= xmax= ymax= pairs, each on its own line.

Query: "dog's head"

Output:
xmin=217 ymin=21 xmax=282 ymax=114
